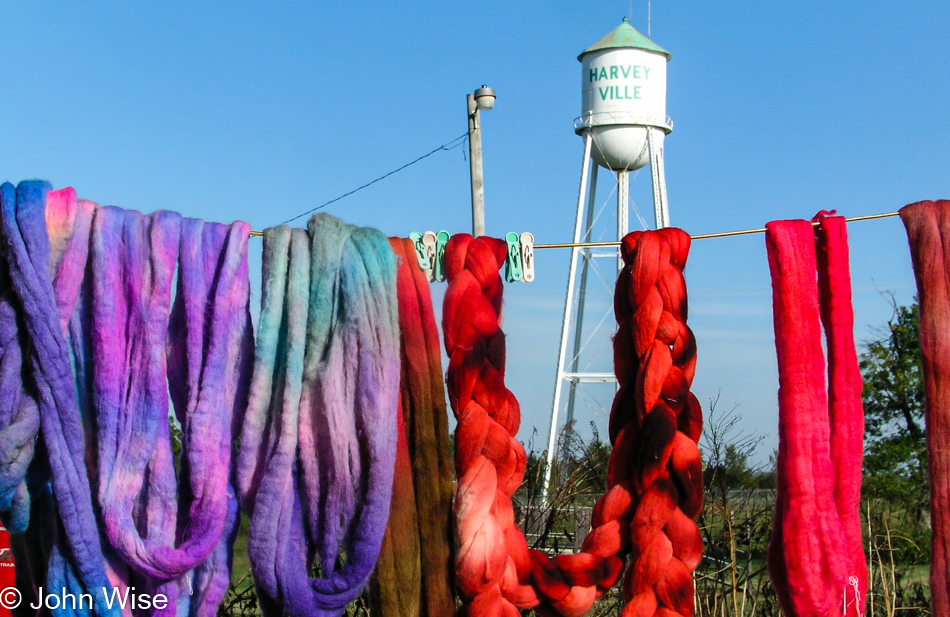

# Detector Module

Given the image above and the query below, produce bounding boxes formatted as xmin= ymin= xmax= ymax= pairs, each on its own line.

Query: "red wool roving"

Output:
xmin=443 ymin=230 xmax=702 ymax=617
xmin=899 ymin=200 xmax=950 ymax=616
xmin=765 ymin=214 xmax=867 ymax=617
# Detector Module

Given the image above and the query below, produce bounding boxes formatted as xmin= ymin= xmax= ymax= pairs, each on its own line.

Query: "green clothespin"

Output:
xmin=409 ymin=232 xmax=431 ymax=273
xmin=505 ymin=232 xmax=523 ymax=283
xmin=433 ymin=231 xmax=450 ymax=282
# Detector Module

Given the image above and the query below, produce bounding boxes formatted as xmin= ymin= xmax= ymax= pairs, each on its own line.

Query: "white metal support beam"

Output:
xmin=648 ymin=127 xmax=670 ymax=228
xmin=544 ymin=131 xmax=594 ymax=498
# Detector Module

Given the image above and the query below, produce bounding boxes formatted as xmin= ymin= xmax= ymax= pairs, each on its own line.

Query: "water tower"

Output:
xmin=543 ymin=18 xmax=672 ymax=491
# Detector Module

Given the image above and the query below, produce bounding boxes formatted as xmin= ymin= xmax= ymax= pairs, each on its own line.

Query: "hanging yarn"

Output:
xmin=166 ymin=216 xmax=253 ymax=617
xmin=0 ymin=212 xmax=41 ymax=534
xmin=80 ymin=207 xmax=252 ymax=617
xmin=86 ymin=206 xmax=181 ymax=610
xmin=612 ymin=229 xmax=704 ymax=617
xmin=0 ymin=183 xmax=253 ymax=617
xmin=237 ymin=213 xmax=400 ymax=617
xmin=0 ymin=181 xmax=120 ymax=617
xmin=370 ymin=386 xmax=422 ymax=616
xmin=765 ymin=214 xmax=866 ymax=617
xmin=899 ymin=200 xmax=950 ymax=616
xmin=0 ymin=185 xmax=93 ymax=613
xmin=13 ymin=186 xmax=97 ymax=614
xmin=369 ymin=237 xmax=456 ymax=617
xmin=392 ymin=236 xmax=455 ymax=616
xmin=443 ymin=230 xmax=702 ymax=617
xmin=814 ymin=214 xmax=867 ymax=617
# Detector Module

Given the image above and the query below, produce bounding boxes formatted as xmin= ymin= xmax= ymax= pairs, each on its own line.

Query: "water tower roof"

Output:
xmin=578 ymin=18 xmax=671 ymax=61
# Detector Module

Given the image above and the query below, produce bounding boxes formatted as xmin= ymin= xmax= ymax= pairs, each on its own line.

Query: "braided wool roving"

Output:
xmin=765 ymin=214 xmax=866 ymax=617
xmin=443 ymin=230 xmax=702 ymax=617
xmin=899 ymin=200 xmax=950 ymax=616
xmin=612 ymin=229 xmax=704 ymax=617
xmin=238 ymin=213 xmax=400 ymax=617
xmin=370 ymin=237 xmax=456 ymax=617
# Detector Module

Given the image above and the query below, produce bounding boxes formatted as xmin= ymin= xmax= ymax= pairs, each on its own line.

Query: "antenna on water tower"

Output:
xmin=543 ymin=18 xmax=672 ymax=496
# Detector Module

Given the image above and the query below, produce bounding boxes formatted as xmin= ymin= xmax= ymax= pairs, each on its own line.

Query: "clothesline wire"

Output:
xmin=274 ymin=132 xmax=469 ymax=227
xmin=249 ymin=210 xmax=902 ymax=244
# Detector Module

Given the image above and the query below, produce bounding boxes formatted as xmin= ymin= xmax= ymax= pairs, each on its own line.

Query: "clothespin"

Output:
xmin=409 ymin=232 xmax=433 ymax=278
xmin=421 ymin=231 xmax=437 ymax=281
xmin=432 ymin=231 xmax=450 ymax=282
xmin=505 ymin=232 xmax=523 ymax=283
xmin=520 ymin=232 xmax=535 ymax=283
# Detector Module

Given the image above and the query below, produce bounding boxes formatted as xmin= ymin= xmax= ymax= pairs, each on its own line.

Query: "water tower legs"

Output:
xmin=542 ymin=128 xmax=671 ymax=499
xmin=648 ymin=127 xmax=670 ymax=228
xmin=544 ymin=131 xmax=593 ymax=498
xmin=618 ymin=170 xmax=629 ymax=271
xmin=564 ymin=164 xmax=599 ymax=440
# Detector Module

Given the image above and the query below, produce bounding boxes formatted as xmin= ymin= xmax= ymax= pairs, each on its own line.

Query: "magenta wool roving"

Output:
xmin=237 ymin=213 xmax=400 ymax=617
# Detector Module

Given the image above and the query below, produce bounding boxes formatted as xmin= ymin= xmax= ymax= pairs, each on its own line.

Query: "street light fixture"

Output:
xmin=468 ymin=85 xmax=495 ymax=237
xmin=474 ymin=85 xmax=496 ymax=111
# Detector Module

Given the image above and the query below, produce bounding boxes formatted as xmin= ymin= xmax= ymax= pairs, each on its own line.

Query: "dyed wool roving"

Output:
xmin=2 ymin=185 xmax=96 ymax=614
xmin=0 ymin=181 xmax=90 ymax=536
xmin=899 ymin=200 xmax=950 ymax=616
xmin=166 ymin=216 xmax=253 ymax=617
xmin=1 ymin=182 xmax=253 ymax=617
xmin=0 ymin=183 xmax=44 ymax=532
xmin=443 ymin=230 xmax=702 ymax=617
xmin=238 ymin=214 xmax=400 ymax=617
xmin=370 ymin=382 xmax=421 ymax=617
xmin=612 ymin=229 xmax=704 ymax=617
xmin=84 ymin=208 xmax=252 ymax=617
xmin=0 ymin=181 xmax=121 ymax=617
xmin=369 ymin=238 xmax=455 ymax=617
xmin=765 ymin=214 xmax=866 ymax=617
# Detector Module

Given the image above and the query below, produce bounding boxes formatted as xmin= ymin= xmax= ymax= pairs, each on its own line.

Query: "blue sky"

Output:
xmin=3 ymin=1 xmax=948 ymax=463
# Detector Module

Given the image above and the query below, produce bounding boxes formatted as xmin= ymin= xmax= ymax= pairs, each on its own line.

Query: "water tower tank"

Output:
xmin=576 ymin=18 xmax=671 ymax=171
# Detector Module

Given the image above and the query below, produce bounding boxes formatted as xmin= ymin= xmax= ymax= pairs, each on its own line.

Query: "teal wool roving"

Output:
xmin=238 ymin=213 xmax=400 ymax=617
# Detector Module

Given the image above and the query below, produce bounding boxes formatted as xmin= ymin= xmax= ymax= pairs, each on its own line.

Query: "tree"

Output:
xmin=859 ymin=300 xmax=929 ymax=519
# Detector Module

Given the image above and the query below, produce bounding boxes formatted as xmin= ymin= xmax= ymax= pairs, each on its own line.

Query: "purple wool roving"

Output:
xmin=0 ymin=181 xmax=253 ymax=617
xmin=85 ymin=207 xmax=253 ymax=617
xmin=238 ymin=213 xmax=400 ymax=617
xmin=164 ymin=216 xmax=254 ymax=617
xmin=0 ymin=181 xmax=121 ymax=617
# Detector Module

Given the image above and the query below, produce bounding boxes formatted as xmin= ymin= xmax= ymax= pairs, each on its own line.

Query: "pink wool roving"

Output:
xmin=765 ymin=214 xmax=866 ymax=617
